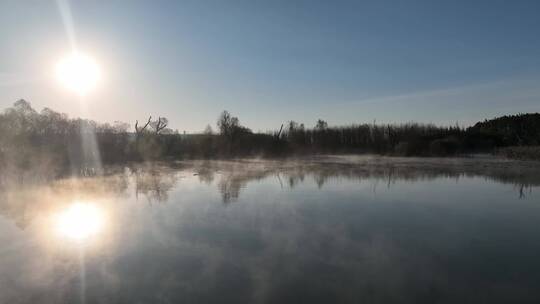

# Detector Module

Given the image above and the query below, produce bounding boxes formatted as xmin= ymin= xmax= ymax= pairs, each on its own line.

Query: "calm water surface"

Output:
xmin=1 ymin=156 xmax=540 ymax=303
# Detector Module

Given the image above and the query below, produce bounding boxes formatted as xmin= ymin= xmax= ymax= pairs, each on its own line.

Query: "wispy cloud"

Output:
xmin=351 ymin=77 xmax=540 ymax=107
xmin=321 ymin=76 xmax=540 ymax=126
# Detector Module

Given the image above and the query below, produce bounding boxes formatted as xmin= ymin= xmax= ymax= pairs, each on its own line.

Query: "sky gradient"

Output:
xmin=1 ymin=0 xmax=539 ymax=132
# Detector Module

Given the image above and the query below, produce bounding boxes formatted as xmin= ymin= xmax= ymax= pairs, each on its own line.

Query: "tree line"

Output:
xmin=0 ymin=99 xmax=538 ymax=175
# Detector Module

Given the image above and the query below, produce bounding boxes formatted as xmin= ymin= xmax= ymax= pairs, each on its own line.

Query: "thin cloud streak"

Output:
xmin=350 ymin=78 xmax=540 ymax=107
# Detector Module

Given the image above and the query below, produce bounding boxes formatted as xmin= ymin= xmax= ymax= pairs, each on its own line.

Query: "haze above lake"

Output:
xmin=1 ymin=156 xmax=539 ymax=303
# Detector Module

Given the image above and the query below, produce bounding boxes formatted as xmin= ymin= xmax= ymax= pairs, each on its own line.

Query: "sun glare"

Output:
xmin=55 ymin=202 xmax=104 ymax=241
xmin=55 ymin=52 xmax=101 ymax=95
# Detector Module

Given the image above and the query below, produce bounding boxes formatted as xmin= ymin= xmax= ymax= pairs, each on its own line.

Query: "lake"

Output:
xmin=1 ymin=156 xmax=539 ymax=303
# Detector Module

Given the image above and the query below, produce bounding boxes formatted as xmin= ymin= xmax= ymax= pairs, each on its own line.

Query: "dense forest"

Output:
xmin=0 ymin=99 xmax=539 ymax=176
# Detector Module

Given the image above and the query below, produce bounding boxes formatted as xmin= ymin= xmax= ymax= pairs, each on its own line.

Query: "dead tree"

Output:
xmin=135 ymin=116 xmax=151 ymax=139
xmin=275 ymin=124 xmax=284 ymax=140
xmin=154 ymin=117 xmax=168 ymax=134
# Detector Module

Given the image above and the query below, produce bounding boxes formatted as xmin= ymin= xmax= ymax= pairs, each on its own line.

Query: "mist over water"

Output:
xmin=1 ymin=156 xmax=539 ymax=303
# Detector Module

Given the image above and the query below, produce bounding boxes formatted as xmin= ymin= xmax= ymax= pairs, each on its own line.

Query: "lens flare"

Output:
xmin=55 ymin=202 xmax=104 ymax=241
xmin=55 ymin=52 xmax=101 ymax=95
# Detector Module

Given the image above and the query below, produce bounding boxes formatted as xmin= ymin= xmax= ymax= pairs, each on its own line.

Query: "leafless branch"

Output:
xmin=135 ymin=116 xmax=152 ymax=136
xmin=155 ymin=117 xmax=168 ymax=134
xmin=276 ymin=124 xmax=284 ymax=139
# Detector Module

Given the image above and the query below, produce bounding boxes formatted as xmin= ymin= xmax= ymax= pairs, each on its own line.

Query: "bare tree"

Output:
xmin=315 ymin=119 xmax=328 ymax=130
xmin=217 ymin=111 xmax=241 ymax=141
xmin=153 ymin=117 xmax=168 ymax=134
xmin=275 ymin=124 xmax=284 ymax=139
xmin=135 ymin=116 xmax=152 ymax=138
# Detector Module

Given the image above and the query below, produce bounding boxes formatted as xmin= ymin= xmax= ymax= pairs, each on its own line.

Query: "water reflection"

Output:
xmin=0 ymin=157 xmax=538 ymax=224
xmin=132 ymin=164 xmax=179 ymax=204
xmin=0 ymin=156 xmax=540 ymax=303
xmin=189 ymin=157 xmax=540 ymax=203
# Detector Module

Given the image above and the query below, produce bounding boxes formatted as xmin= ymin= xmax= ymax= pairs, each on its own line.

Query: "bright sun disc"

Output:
xmin=55 ymin=202 xmax=104 ymax=241
xmin=55 ymin=52 xmax=101 ymax=95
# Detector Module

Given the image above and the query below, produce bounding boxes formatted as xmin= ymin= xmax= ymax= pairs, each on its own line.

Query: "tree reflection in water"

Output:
xmin=189 ymin=157 xmax=540 ymax=203
xmin=1 ymin=157 xmax=539 ymax=224
xmin=131 ymin=164 xmax=179 ymax=204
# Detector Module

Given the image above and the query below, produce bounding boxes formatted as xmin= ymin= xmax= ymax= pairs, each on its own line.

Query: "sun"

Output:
xmin=55 ymin=202 xmax=104 ymax=241
xmin=55 ymin=52 xmax=101 ymax=95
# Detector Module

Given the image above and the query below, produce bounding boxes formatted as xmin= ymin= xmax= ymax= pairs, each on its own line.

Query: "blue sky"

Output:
xmin=1 ymin=0 xmax=539 ymax=131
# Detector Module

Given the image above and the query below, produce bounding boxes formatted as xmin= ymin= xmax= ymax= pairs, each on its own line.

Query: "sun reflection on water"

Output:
xmin=55 ymin=202 xmax=104 ymax=241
